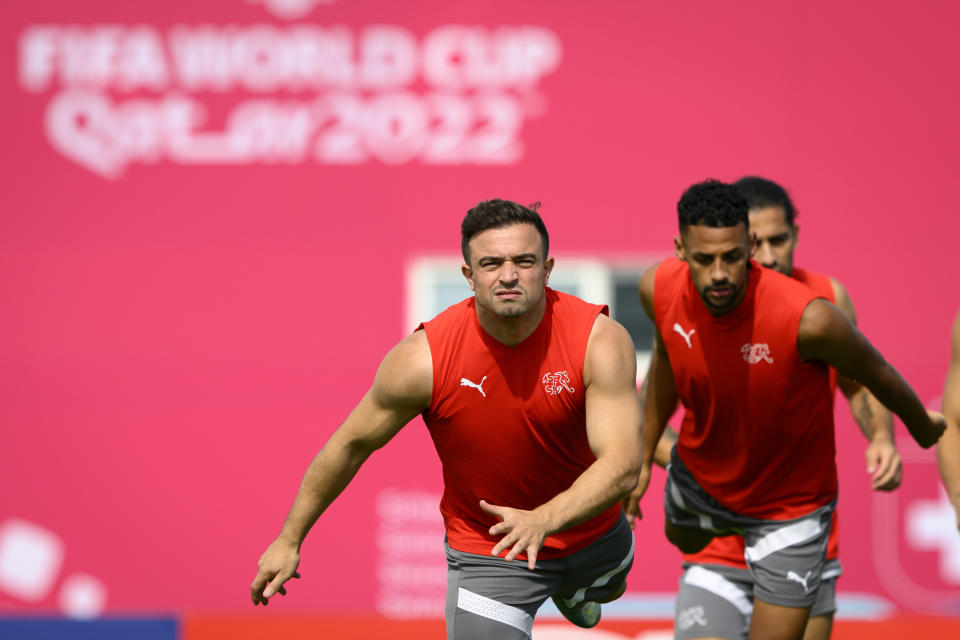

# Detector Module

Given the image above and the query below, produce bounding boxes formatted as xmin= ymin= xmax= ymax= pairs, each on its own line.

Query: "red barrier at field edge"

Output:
xmin=183 ymin=615 xmax=960 ymax=640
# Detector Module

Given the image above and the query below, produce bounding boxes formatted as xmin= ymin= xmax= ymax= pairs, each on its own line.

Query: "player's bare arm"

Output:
xmin=938 ymin=310 xmax=960 ymax=529
xmin=621 ymin=264 xmax=679 ymax=525
xmin=636 ymin=347 xmax=680 ymax=472
xmin=250 ymin=331 xmax=432 ymax=605
xmin=483 ymin=313 xmax=641 ymax=568
xmin=797 ymin=298 xmax=945 ymax=449
xmin=654 ymin=427 xmax=679 ymax=469
xmin=830 ymin=277 xmax=901 ymax=490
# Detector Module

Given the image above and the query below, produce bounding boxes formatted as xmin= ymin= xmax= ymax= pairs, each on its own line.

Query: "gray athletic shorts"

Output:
xmin=444 ymin=514 xmax=634 ymax=640
xmin=674 ymin=559 xmax=842 ymax=639
xmin=664 ymin=448 xmax=836 ymax=608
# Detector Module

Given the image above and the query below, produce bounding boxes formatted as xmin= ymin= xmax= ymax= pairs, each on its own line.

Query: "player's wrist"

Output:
xmin=276 ymin=527 xmax=306 ymax=550
xmin=867 ymin=429 xmax=895 ymax=446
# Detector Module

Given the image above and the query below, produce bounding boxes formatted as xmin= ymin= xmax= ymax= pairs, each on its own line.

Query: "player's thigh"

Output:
xmin=664 ymin=449 xmax=743 ymax=550
xmin=557 ymin=514 xmax=634 ymax=606
xmin=666 ymin=519 xmax=716 ymax=555
xmin=801 ymin=614 xmax=833 ymax=640
xmin=803 ymin=574 xmax=837 ymax=640
xmin=748 ymin=599 xmax=811 ymax=640
xmin=444 ymin=544 xmax=558 ymax=640
xmin=675 ymin=565 xmax=753 ymax=640
xmin=743 ymin=504 xmax=833 ymax=610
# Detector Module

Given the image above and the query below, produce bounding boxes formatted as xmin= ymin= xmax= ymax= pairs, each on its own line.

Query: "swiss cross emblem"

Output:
xmin=541 ymin=371 xmax=574 ymax=395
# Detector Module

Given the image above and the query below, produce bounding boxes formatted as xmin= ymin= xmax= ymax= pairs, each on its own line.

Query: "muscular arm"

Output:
xmin=831 ymin=278 xmax=900 ymax=490
xmin=621 ymin=264 xmax=679 ymax=525
xmin=251 ymin=331 xmax=432 ymax=603
xmin=485 ymin=314 xmax=642 ymax=567
xmin=939 ymin=311 xmax=960 ymax=529
xmin=797 ymin=298 xmax=945 ymax=449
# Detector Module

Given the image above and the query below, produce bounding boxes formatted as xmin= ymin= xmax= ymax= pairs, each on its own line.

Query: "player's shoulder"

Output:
xmin=375 ymin=330 xmax=433 ymax=405
xmin=547 ymin=288 xmax=611 ymax=325
xmin=584 ymin=314 xmax=636 ymax=382
xmin=640 ymin=258 xmax=682 ymax=298
xmin=588 ymin=312 xmax=633 ymax=346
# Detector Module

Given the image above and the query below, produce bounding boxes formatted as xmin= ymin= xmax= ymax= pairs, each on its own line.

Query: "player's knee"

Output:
xmin=665 ymin=520 xmax=713 ymax=554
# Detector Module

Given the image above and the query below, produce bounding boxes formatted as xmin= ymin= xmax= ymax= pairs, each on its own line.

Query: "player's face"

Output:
xmin=462 ymin=223 xmax=554 ymax=320
xmin=749 ymin=206 xmax=798 ymax=276
xmin=675 ymin=223 xmax=753 ymax=316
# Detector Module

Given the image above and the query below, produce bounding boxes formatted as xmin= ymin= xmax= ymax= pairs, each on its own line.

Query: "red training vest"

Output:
xmin=684 ymin=266 xmax=842 ymax=566
xmin=654 ymin=258 xmax=837 ymax=520
xmin=419 ymin=288 xmax=621 ymax=558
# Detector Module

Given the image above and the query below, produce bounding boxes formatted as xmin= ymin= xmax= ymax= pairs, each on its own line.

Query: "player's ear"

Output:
xmin=673 ymin=235 xmax=685 ymax=260
xmin=543 ymin=256 xmax=555 ymax=284
xmin=749 ymin=230 xmax=759 ymax=258
xmin=792 ymin=224 xmax=800 ymax=244
xmin=461 ymin=263 xmax=476 ymax=291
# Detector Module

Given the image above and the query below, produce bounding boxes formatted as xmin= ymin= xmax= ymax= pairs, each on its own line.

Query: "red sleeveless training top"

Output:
xmin=418 ymin=288 xmax=621 ymax=558
xmin=684 ymin=267 xmax=841 ymax=566
xmin=654 ymin=258 xmax=837 ymax=519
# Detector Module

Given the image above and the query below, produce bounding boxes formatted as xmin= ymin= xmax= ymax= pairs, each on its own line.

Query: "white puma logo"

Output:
xmin=673 ymin=323 xmax=696 ymax=348
xmin=460 ymin=376 xmax=487 ymax=398
xmin=786 ymin=570 xmax=812 ymax=593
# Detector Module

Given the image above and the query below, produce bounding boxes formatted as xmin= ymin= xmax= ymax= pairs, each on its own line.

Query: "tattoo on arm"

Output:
xmin=856 ymin=393 xmax=875 ymax=430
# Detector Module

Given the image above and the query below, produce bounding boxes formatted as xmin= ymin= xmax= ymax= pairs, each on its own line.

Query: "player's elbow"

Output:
xmin=613 ymin=455 xmax=641 ymax=498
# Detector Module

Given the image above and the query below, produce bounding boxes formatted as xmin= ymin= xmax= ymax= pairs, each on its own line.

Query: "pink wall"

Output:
xmin=1 ymin=0 xmax=958 ymax=618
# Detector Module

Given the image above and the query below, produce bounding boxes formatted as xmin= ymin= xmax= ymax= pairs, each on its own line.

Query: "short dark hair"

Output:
xmin=677 ymin=179 xmax=749 ymax=231
xmin=734 ymin=176 xmax=797 ymax=226
xmin=460 ymin=199 xmax=549 ymax=262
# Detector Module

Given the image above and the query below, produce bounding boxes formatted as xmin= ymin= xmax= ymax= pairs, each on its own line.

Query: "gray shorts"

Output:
xmin=674 ymin=559 xmax=842 ymax=639
xmin=665 ymin=449 xmax=836 ymax=608
xmin=444 ymin=514 xmax=634 ymax=640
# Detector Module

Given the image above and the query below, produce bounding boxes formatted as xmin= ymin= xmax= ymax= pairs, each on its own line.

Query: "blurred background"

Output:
xmin=2 ymin=1 xmax=958 ymax=638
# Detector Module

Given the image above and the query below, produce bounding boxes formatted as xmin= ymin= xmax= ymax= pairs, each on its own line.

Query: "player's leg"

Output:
xmin=748 ymin=600 xmax=811 ymax=640
xmin=802 ymin=614 xmax=833 ymax=640
xmin=667 ymin=520 xmax=716 ymax=554
xmin=553 ymin=514 xmax=634 ymax=628
xmin=444 ymin=542 xmax=559 ymax=640
xmin=663 ymin=449 xmax=742 ymax=554
xmin=802 ymin=560 xmax=840 ymax=640
xmin=675 ymin=563 xmax=754 ymax=640
xmin=742 ymin=502 xmax=834 ymax=640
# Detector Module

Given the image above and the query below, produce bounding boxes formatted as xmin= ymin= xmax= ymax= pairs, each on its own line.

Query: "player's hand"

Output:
xmin=621 ymin=464 xmax=651 ymax=529
xmin=250 ymin=536 xmax=302 ymax=606
xmin=479 ymin=500 xmax=550 ymax=570
xmin=911 ymin=410 xmax=947 ymax=448
xmin=865 ymin=436 xmax=902 ymax=491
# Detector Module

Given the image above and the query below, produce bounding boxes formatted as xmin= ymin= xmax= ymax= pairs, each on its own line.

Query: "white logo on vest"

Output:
xmin=741 ymin=343 xmax=774 ymax=364
xmin=541 ymin=371 xmax=574 ymax=395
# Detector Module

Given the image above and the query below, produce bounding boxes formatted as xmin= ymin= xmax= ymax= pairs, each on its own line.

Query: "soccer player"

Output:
xmin=250 ymin=200 xmax=642 ymax=639
xmin=652 ymin=177 xmax=903 ymax=640
xmin=624 ymin=180 xmax=945 ymax=640
xmin=940 ymin=309 xmax=960 ymax=530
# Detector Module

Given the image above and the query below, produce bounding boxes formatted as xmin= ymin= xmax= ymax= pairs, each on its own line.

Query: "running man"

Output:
xmin=250 ymin=200 xmax=642 ymax=639
xmin=940 ymin=309 xmax=960 ymax=530
xmin=654 ymin=177 xmax=903 ymax=640
xmin=624 ymin=179 xmax=945 ymax=640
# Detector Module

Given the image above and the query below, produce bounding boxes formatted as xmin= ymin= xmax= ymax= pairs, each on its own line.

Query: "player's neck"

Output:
xmin=476 ymin=297 xmax=547 ymax=347
xmin=706 ymin=263 xmax=752 ymax=317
